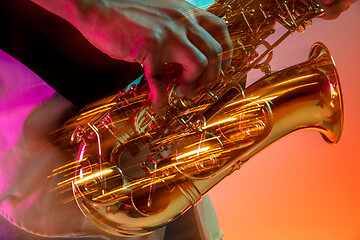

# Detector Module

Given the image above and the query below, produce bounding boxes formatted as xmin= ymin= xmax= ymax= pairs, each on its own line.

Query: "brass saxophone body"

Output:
xmin=63 ymin=0 xmax=343 ymax=237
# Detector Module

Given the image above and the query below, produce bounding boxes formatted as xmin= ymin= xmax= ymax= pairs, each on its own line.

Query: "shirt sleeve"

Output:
xmin=0 ymin=49 xmax=169 ymax=240
xmin=0 ymin=49 xmax=84 ymax=237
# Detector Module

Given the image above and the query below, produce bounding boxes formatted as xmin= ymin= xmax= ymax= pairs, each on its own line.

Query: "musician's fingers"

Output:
xmin=143 ymin=58 xmax=169 ymax=116
xmin=320 ymin=0 xmax=356 ymax=19
xmin=142 ymin=6 xmax=233 ymax=113
xmin=175 ymin=41 xmax=209 ymax=97
xmin=195 ymin=11 xmax=233 ymax=69
xmin=186 ymin=26 xmax=223 ymax=88
xmin=143 ymin=39 xmax=207 ymax=115
xmin=144 ymin=44 xmax=208 ymax=115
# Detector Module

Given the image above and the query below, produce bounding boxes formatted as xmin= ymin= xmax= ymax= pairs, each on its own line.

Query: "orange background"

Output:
xmin=209 ymin=2 xmax=360 ymax=240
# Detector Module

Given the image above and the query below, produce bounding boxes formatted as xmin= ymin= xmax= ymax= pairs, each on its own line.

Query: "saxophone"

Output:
xmin=61 ymin=0 xmax=343 ymax=237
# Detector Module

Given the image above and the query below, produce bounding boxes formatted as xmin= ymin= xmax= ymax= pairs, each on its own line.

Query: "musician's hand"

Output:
xmin=98 ymin=0 xmax=232 ymax=115
xmin=31 ymin=0 xmax=232 ymax=115
xmin=319 ymin=0 xmax=357 ymax=19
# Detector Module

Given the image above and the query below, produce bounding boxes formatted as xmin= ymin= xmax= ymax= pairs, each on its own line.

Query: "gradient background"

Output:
xmin=209 ymin=2 xmax=360 ymax=240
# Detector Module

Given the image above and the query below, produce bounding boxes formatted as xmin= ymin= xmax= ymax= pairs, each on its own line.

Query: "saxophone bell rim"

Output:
xmin=310 ymin=42 xmax=344 ymax=144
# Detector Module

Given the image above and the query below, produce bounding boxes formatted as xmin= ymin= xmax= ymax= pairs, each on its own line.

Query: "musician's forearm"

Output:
xmin=29 ymin=0 xmax=102 ymax=31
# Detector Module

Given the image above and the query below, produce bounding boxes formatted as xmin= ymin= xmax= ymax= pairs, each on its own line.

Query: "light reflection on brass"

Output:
xmin=74 ymin=169 xmax=113 ymax=185
xmin=175 ymin=147 xmax=211 ymax=160
xmin=202 ymin=118 xmax=237 ymax=129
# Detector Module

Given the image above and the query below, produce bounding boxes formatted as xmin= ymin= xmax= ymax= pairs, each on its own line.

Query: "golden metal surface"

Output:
xmin=60 ymin=0 xmax=343 ymax=237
